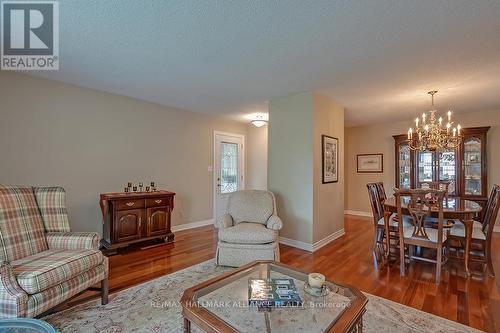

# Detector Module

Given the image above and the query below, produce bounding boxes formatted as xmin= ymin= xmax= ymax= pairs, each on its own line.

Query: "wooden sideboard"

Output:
xmin=100 ymin=190 xmax=175 ymax=254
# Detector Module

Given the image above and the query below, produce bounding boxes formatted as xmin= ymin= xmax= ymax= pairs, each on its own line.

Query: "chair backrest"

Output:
xmin=419 ymin=181 xmax=451 ymax=198
xmin=227 ymin=190 xmax=275 ymax=225
xmin=366 ymin=183 xmax=384 ymax=225
xmin=0 ymin=185 xmax=48 ymax=261
xmin=33 ymin=186 xmax=71 ymax=233
xmin=375 ymin=182 xmax=387 ymax=202
xmin=395 ymin=188 xmax=445 ymax=243
xmin=482 ymin=184 xmax=500 ymax=238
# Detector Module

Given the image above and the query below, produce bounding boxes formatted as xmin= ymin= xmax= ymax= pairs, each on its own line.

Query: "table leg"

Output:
xmin=385 ymin=221 xmax=390 ymax=260
xmin=184 ymin=318 xmax=191 ymax=333
xmin=384 ymin=212 xmax=391 ymax=259
xmin=464 ymin=220 xmax=472 ymax=277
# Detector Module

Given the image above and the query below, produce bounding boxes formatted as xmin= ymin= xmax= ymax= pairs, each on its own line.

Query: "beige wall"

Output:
xmin=268 ymin=92 xmax=314 ymax=244
xmin=312 ymin=93 xmax=345 ymax=243
xmin=346 ymin=109 xmax=500 ymax=222
xmin=0 ymin=72 xmax=248 ymax=233
xmin=246 ymin=124 xmax=268 ymax=190
xmin=268 ymin=92 xmax=345 ymax=246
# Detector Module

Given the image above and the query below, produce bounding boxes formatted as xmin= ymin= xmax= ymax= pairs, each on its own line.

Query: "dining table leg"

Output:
xmin=384 ymin=212 xmax=391 ymax=259
xmin=463 ymin=220 xmax=473 ymax=276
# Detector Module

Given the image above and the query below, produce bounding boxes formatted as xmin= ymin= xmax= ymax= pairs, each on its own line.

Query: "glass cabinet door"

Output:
xmin=417 ymin=151 xmax=434 ymax=185
xmin=437 ymin=150 xmax=456 ymax=195
xmin=463 ymin=138 xmax=482 ymax=196
xmin=398 ymin=143 xmax=411 ymax=188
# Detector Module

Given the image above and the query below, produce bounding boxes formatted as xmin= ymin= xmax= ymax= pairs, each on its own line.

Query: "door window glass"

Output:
xmin=220 ymin=142 xmax=238 ymax=194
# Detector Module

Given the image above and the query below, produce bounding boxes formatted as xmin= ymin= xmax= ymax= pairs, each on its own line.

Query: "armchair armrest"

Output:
xmin=215 ymin=214 xmax=233 ymax=229
xmin=266 ymin=215 xmax=283 ymax=231
xmin=0 ymin=261 xmax=28 ymax=317
xmin=46 ymin=232 xmax=100 ymax=251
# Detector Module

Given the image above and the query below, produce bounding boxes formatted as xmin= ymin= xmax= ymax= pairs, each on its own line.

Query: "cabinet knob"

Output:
xmin=126 ymin=202 xmax=135 ymax=207
xmin=155 ymin=199 xmax=162 ymax=204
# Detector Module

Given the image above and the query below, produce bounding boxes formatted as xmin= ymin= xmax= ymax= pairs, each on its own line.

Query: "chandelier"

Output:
xmin=407 ymin=91 xmax=462 ymax=151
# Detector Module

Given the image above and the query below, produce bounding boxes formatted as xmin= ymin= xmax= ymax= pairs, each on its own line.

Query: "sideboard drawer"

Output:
xmin=114 ymin=199 xmax=145 ymax=211
xmin=146 ymin=197 xmax=171 ymax=208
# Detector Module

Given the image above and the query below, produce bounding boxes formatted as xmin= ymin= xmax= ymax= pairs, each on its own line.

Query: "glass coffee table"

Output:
xmin=181 ymin=261 xmax=367 ymax=333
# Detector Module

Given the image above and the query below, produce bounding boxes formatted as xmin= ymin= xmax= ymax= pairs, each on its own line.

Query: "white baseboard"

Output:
xmin=171 ymin=219 xmax=214 ymax=232
xmin=313 ymin=229 xmax=345 ymax=252
xmin=494 ymin=226 xmax=500 ymax=233
xmin=344 ymin=210 xmax=373 ymax=218
xmin=279 ymin=229 xmax=345 ymax=253
xmin=279 ymin=237 xmax=313 ymax=252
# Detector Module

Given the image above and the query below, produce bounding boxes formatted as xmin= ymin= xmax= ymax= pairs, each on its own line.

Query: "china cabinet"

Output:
xmin=393 ymin=126 xmax=489 ymax=209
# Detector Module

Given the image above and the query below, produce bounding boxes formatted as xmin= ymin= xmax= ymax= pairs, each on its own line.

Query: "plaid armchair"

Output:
xmin=0 ymin=185 xmax=108 ymax=318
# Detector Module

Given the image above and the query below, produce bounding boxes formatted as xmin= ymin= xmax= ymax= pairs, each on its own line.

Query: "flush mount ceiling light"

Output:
xmin=251 ymin=114 xmax=268 ymax=127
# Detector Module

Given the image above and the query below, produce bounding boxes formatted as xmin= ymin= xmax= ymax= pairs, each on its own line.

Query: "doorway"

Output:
xmin=213 ymin=131 xmax=245 ymax=220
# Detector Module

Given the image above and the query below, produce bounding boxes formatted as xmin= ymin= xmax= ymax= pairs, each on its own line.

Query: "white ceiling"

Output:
xmin=29 ymin=0 xmax=500 ymax=127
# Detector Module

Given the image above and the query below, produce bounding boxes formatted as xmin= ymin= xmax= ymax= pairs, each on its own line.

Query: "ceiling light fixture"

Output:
xmin=251 ymin=114 xmax=268 ymax=127
xmin=407 ymin=91 xmax=462 ymax=151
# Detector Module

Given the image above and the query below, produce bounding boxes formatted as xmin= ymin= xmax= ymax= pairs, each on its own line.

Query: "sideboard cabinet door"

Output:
xmin=114 ymin=209 xmax=144 ymax=243
xmin=146 ymin=207 xmax=170 ymax=237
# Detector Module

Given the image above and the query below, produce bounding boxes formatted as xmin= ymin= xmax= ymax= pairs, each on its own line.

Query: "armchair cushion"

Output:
xmin=266 ymin=215 xmax=283 ymax=230
xmin=46 ymin=232 xmax=100 ymax=251
xmin=218 ymin=223 xmax=277 ymax=245
xmin=33 ymin=187 xmax=70 ymax=233
xmin=228 ymin=190 xmax=274 ymax=225
xmin=12 ymin=249 xmax=104 ymax=294
xmin=0 ymin=185 xmax=48 ymax=262
xmin=215 ymin=214 xmax=233 ymax=229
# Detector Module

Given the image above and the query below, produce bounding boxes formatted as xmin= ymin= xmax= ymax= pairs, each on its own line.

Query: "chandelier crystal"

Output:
xmin=407 ymin=91 xmax=462 ymax=151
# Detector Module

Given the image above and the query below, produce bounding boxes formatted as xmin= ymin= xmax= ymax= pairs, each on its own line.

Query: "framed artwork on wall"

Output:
xmin=322 ymin=135 xmax=338 ymax=183
xmin=357 ymin=153 xmax=383 ymax=173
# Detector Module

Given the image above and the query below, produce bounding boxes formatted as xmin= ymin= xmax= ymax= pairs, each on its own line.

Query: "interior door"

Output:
xmin=214 ymin=132 xmax=245 ymax=220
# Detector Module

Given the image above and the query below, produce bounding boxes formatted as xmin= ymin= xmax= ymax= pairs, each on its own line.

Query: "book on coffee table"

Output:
xmin=248 ymin=278 xmax=303 ymax=308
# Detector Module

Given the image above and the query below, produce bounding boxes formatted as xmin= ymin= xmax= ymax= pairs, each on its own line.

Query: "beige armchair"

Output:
xmin=0 ymin=185 xmax=108 ymax=318
xmin=215 ymin=190 xmax=283 ymax=267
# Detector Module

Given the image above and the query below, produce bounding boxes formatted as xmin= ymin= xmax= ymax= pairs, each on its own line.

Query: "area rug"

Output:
xmin=43 ymin=260 xmax=482 ymax=333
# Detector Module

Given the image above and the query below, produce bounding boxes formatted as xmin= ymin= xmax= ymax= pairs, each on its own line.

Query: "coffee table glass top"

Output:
xmin=193 ymin=262 xmax=359 ymax=333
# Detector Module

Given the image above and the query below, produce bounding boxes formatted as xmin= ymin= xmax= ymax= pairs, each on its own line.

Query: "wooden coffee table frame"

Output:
xmin=181 ymin=260 xmax=367 ymax=333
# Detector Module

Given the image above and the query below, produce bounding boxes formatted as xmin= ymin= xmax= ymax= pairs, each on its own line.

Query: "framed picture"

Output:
xmin=322 ymin=135 xmax=338 ymax=183
xmin=357 ymin=154 xmax=383 ymax=173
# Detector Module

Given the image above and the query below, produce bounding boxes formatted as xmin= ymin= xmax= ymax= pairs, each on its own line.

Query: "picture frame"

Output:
xmin=357 ymin=153 xmax=383 ymax=173
xmin=321 ymin=135 xmax=338 ymax=184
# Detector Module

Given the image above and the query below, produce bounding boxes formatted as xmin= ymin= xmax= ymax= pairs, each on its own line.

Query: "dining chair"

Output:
xmin=367 ymin=183 xmax=385 ymax=259
xmin=448 ymin=184 xmax=500 ymax=276
xmin=366 ymin=182 xmax=400 ymax=260
xmin=396 ymin=188 xmax=447 ymax=283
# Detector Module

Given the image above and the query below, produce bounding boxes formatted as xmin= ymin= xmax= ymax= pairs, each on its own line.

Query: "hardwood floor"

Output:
xmin=69 ymin=215 xmax=500 ymax=332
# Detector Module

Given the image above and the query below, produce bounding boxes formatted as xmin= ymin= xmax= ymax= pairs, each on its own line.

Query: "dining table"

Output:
xmin=383 ymin=196 xmax=482 ymax=275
